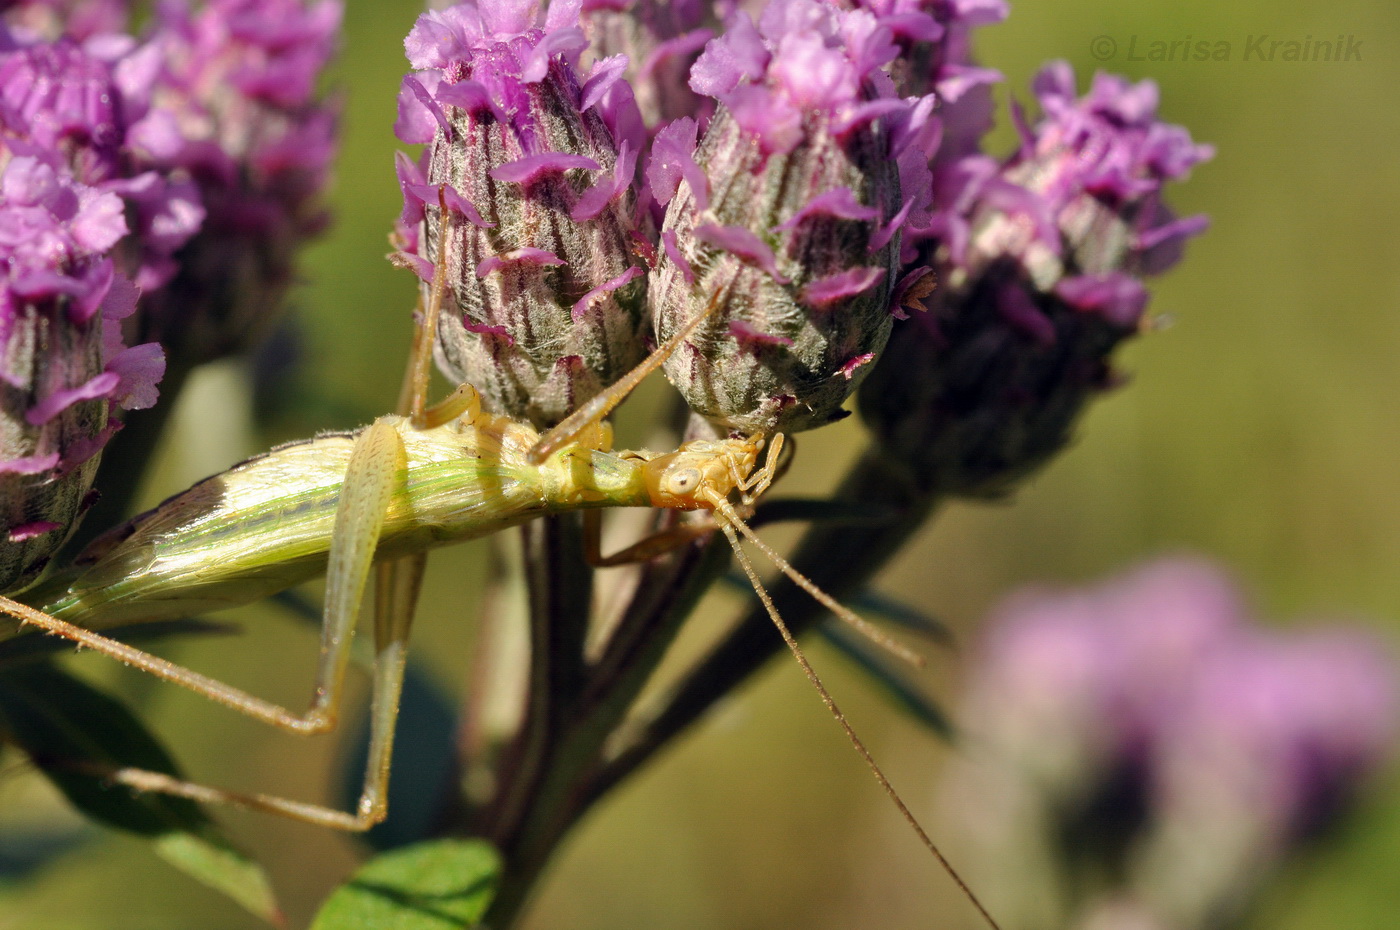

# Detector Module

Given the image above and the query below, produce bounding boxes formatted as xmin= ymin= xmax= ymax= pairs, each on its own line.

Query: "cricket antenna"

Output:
xmin=723 ymin=500 xmax=925 ymax=669
xmin=712 ymin=503 xmax=1003 ymax=930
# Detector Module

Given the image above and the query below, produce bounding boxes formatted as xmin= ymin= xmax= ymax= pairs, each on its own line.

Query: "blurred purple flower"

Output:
xmin=581 ymin=0 xmax=715 ymax=137
xmin=395 ymin=0 xmax=648 ymax=428
xmin=0 ymin=0 xmax=129 ymax=43
xmin=130 ymin=0 xmax=341 ymax=365
xmin=0 ymin=0 xmax=340 ymax=584
xmin=942 ymin=556 xmax=1397 ymax=929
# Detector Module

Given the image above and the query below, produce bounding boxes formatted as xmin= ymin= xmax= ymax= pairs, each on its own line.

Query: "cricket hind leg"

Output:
xmin=0 ymin=417 xmax=418 ymax=829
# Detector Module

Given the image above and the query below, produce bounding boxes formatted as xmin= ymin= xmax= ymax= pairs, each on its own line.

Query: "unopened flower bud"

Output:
xmin=395 ymin=0 xmax=648 ymax=429
xmin=649 ymin=0 xmax=920 ymax=435
xmin=860 ymin=62 xmax=1212 ymax=497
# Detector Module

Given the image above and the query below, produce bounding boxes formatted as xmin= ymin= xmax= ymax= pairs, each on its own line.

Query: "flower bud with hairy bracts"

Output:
xmin=859 ymin=62 xmax=1213 ymax=497
xmin=395 ymin=0 xmax=649 ymax=428
xmin=648 ymin=0 xmax=926 ymax=435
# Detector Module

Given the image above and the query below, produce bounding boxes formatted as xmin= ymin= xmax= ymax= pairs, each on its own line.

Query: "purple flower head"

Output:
xmin=1154 ymin=630 xmax=1398 ymax=842
xmin=859 ymin=62 xmax=1211 ymax=497
xmin=129 ymin=0 xmax=342 ymax=366
xmin=648 ymin=0 xmax=921 ymax=435
xmin=842 ymin=0 xmax=1008 ymax=161
xmin=941 ymin=557 xmax=1398 ymax=928
xmin=1 ymin=0 xmax=130 ymax=43
xmin=0 ymin=151 xmax=163 ymax=592
xmin=396 ymin=0 xmax=648 ymax=428
xmin=0 ymin=39 xmax=125 ymax=180
xmin=581 ymin=0 xmax=715 ymax=137
xmin=0 ymin=15 xmax=207 ymax=326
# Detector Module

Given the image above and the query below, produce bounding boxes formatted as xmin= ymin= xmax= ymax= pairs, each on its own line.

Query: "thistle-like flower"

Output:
xmin=580 ymin=0 xmax=715 ymax=137
xmin=859 ymin=62 xmax=1213 ymax=496
xmin=941 ymin=558 xmax=1397 ymax=930
xmin=129 ymin=0 xmax=342 ymax=367
xmin=396 ymin=0 xmax=649 ymax=428
xmin=0 ymin=0 xmax=129 ymax=42
xmin=648 ymin=0 xmax=924 ymax=435
xmin=846 ymin=0 xmax=1009 ymax=161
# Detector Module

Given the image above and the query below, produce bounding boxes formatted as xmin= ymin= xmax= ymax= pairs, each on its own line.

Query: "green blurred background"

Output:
xmin=4 ymin=0 xmax=1400 ymax=927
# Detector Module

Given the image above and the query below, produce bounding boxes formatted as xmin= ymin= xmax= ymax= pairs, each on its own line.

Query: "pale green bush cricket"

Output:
xmin=0 ymin=222 xmax=1000 ymax=930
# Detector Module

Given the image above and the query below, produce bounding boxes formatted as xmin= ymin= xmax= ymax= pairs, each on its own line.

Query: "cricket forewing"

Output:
xmin=8 ymin=417 xmax=764 ymax=639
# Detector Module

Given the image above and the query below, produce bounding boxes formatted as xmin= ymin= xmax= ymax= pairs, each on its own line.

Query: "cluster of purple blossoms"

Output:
xmin=0 ymin=0 xmax=338 ymax=591
xmin=132 ymin=0 xmax=341 ymax=364
xmin=941 ymin=558 xmax=1397 ymax=929
xmin=398 ymin=0 xmax=1208 ymax=466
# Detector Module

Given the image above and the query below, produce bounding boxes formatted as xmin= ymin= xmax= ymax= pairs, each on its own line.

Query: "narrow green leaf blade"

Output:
xmin=0 ymin=664 xmax=282 ymax=925
xmin=749 ymin=497 xmax=900 ymax=529
xmin=817 ymin=621 xmax=955 ymax=740
xmin=311 ymin=839 xmax=500 ymax=930
xmin=720 ymin=572 xmax=953 ymax=645
xmin=154 ymin=831 xmax=283 ymax=926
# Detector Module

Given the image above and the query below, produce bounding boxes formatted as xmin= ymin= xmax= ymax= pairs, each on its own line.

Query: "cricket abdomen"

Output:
xmin=41 ymin=422 xmax=544 ymax=629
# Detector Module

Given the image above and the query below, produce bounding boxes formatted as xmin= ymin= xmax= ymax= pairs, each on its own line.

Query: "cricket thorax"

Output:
xmin=632 ymin=437 xmax=763 ymax=511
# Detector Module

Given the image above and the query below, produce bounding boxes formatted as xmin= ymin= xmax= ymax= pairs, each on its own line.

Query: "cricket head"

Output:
xmin=637 ymin=436 xmax=765 ymax=511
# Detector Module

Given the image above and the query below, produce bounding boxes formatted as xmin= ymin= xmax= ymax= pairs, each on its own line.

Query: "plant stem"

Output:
xmin=481 ymin=515 xmax=592 ymax=846
xmin=480 ymin=523 xmax=730 ymax=929
xmin=588 ymin=447 xmax=941 ymax=802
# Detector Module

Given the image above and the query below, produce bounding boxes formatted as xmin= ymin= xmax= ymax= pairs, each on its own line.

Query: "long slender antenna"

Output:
xmin=719 ymin=523 xmax=1003 ymax=930
xmin=527 ymin=287 xmax=727 ymax=465
xmin=713 ymin=498 xmax=924 ymax=669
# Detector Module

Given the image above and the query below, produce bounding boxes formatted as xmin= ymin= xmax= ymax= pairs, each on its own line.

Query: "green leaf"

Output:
xmin=312 ymin=839 xmax=500 ymax=930
xmin=0 ymin=664 xmax=283 ymax=925
xmin=845 ymin=589 xmax=953 ymax=645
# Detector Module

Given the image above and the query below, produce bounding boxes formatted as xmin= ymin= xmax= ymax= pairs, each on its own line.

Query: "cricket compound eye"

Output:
xmin=665 ymin=468 xmax=702 ymax=497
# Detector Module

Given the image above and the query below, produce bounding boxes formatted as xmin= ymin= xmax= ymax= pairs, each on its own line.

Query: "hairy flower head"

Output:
xmin=395 ymin=0 xmax=648 ymax=428
xmin=648 ymin=0 xmax=924 ymax=435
